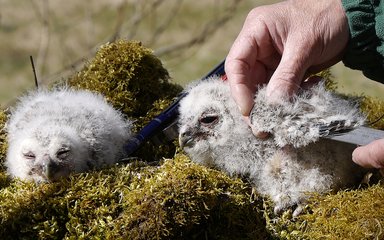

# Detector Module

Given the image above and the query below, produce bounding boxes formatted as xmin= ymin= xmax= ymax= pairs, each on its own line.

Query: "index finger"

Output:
xmin=225 ymin=34 xmax=260 ymax=116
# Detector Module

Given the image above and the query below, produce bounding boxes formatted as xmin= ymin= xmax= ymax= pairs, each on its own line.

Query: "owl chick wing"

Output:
xmin=250 ymin=82 xmax=365 ymax=148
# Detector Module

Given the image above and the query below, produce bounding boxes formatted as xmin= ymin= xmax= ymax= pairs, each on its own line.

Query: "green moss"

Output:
xmin=269 ymin=182 xmax=384 ymax=240
xmin=360 ymin=96 xmax=384 ymax=130
xmin=0 ymin=155 xmax=269 ymax=239
xmin=68 ymin=39 xmax=182 ymax=121
xmin=316 ymin=69 xmax=337 ymax=91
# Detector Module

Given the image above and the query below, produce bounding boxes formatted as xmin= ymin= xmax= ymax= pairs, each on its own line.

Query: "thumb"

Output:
xmin=352 ymin=139 xmax=384 ymax=169
xmin=266 ymin=39 xmax=311 ymax=102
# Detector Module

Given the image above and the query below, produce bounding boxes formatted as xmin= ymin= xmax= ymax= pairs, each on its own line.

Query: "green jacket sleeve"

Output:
xmin=341 ymin=0 xmax=384 ymax=83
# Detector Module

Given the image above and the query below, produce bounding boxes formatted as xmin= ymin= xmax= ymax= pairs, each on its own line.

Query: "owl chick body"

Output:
xmin=178 ymin=77 xmax=366 ymax=215
xmin=6 ymin=88 xmax=132 ymax=182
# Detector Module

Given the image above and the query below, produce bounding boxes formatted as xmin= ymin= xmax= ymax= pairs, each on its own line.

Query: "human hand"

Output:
xmin=225 ymin=0 xmax=349 ymax=116
xmin=353 ymin=140 xmax=384 ymax=168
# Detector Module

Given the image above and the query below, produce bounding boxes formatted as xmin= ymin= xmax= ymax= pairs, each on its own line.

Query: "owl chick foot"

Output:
xmin=273 ymin=201 xmax=305 ymax=217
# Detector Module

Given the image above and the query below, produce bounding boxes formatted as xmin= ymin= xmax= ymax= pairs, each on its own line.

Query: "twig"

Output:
xmin=29 ymin=56 xmax=39 ymax=89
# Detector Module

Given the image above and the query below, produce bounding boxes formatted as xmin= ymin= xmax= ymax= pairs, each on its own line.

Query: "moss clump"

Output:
xmin=68 ymin=40 xmax=182 ymax=122
xmin=107 ymin=154 xmax=268 ymax=239
xmin=0 ymin=155 xmax=269 ymax=239
xmin=271 ymin=183 xmax=384 ymax=240
xmin=0 ymin=109 xmax=7 ymax=170
xmin=360 ymin=96 xmax=384 ymax=129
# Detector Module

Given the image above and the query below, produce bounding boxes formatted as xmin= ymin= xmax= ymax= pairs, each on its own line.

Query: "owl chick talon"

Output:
xmin=292 ymin=205 xmax=304 ymax=217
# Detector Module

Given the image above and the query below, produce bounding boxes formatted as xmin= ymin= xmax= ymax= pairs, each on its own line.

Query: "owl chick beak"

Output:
xmin=41 ymin=155 xmax=70 ymax=182
xmin=44 ymin=160 xmax=61 ymax=180
xmin=179 ymin=128 xmax=194 ymax=149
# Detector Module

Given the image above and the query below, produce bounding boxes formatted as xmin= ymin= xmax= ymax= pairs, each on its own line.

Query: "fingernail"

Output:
xmin=351 ymin=149 xmax=360 ymax=165
xmin=352 ymin=147 xmax=372 ymax=168
xmin=242 ymin=116 xmax=270 ymax=139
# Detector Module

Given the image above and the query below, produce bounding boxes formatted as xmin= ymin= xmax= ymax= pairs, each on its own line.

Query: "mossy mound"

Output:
xmin=0 ymin=155 xmax=268 ymax=239
xmin=266 ymin=182 xmax=384 ymax=240
xmin=68 ymin=40 xmax=182 ymax=122
xmin=302 ymin=182 xmax=384 ymax=239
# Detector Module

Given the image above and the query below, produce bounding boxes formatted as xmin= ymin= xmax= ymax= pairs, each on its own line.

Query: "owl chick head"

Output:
xmin=6 ymin=123 xmax=89 ymax=182
xmin=178 ymin=78 xmax=249 ymax=166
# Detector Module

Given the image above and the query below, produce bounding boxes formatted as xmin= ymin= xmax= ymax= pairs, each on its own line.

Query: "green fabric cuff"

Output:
xmin=341 ymin=0 xmax=384 ymax=82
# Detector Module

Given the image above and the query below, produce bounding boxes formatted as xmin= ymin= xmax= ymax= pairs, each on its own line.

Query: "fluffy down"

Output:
xmin=178 ymin=77 xmax=367 ymax=215
xmin=6 ymin=88 xmax=132 ymax=182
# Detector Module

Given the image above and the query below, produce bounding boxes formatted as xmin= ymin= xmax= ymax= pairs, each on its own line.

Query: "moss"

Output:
xmin=108 ymin=155 xmax=268 ymax=239
xmin=360 ymin=96 xmax=384 ymax=129
xmin=269 ymin=183 xmax=384 ymax=240
xmin=316 ymin=69 xmax=337 ymax=91
xmin=67 ymin=39 xmax=182 ymax=121
xmin=0 ymin=155 xmax=269 ymax=239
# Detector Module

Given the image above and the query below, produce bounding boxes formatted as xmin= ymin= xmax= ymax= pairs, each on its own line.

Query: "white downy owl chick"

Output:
xmin=178 ymin=77 xmax=367 ymax=215
xmin=6 ymin=88 xmax=132 ymax=183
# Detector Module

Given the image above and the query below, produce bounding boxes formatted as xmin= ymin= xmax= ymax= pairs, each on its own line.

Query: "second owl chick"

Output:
xmin=6 ymin=88 xmax=132 ymax=183
xmin=178 ymin=77 xmax=367 ymax=215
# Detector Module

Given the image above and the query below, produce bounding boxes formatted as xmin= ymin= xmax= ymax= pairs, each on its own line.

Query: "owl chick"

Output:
xmin=178 ymin=77 xmax=367 ymax=215
xmin=6 ymin=88 xmax=132 ymax=183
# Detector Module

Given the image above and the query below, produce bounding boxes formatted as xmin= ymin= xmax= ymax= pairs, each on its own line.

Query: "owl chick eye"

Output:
xmin=23 ymin=151 xmax=36 ymax=160
xmin=56 ymin=148 xmax=70 ymax=159
xmin=199 ymin=115 xmax=219 ymax=125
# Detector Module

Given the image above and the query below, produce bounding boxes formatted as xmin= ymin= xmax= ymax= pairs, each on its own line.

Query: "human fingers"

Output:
xmin=265 ymin=35 xmax=313 ymax=103
xmin=225 ymin=59 xmax=268 ymax=116
xmin=225 ymin=8 xmax=279 ymax=116
xmin=225 ymin=38 xmax=267 ymax=116
xmin=352 ymin=139 xmax=384 ymax=168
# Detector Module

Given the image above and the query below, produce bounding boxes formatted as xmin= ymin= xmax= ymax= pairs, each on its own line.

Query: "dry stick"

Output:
xmin=30 ymin=56 xmax=39 ymax=89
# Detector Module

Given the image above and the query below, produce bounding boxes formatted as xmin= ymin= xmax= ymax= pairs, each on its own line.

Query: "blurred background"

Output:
xmin=1 ymin=0 xmax=384 ymax=107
